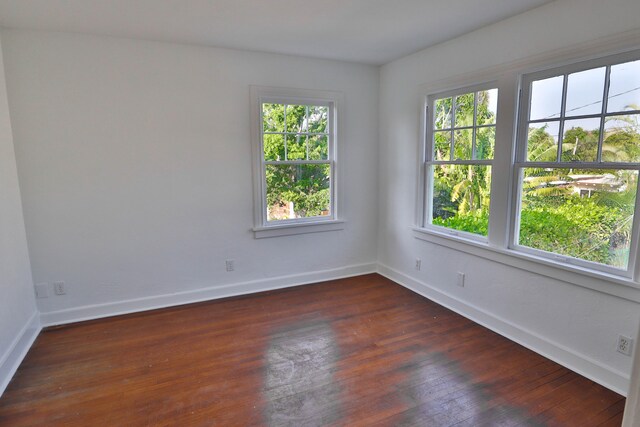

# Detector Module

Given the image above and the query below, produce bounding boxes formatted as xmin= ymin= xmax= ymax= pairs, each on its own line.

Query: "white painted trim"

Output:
xmin=253 ymin=219 xmax=345 ymax=238
xmin=416 ymin=29 xmax=640 ymax=97
xmin=412 ymin=227 xmax=640 ymax=303
xmin=40 ymin=262 xmax=376 ymax=327
xmin=0 ymin=311 xmax=41 ymax=397
xmin=413 ymin=30 xmax=640 ymax=292
xmin=249 ymin=85 xmax=344 ymax=238
xmin=622 ymin=318 xmax=640 ymax=426
xmin=376 ymin=263 xmax=630 ymax=396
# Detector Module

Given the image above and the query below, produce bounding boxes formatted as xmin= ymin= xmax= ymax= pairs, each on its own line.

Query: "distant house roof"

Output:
xmin=524 ymin=173 xmax=627 ymax=193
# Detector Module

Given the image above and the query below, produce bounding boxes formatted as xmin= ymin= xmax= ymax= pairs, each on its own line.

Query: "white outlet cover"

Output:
xmin=457 ymin=272 xmax=465 ymax=287
xmin=617 ymin=335 xmax=633 ymax=356
xmin=53 ymin=281 xmax=66 ymax=295
xmin=35 ymin=283 xmax=49 ymax=298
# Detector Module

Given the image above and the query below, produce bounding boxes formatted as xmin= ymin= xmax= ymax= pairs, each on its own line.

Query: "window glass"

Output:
xmin=432 ymin=165 xmax=491 ymax=236
xmin=527 ymin=121 xmax=560 ymax=162
xmin=603 ymin=115 xmax=640 ymax=162
xmin=560 ymin=118 xmax=601 ymax=162
xmin=530 ymin=76 xmax=563 ymax=120
xmin=565 ymin=67 xmax=606 ymax=117
xmin=428 ymin=87 xmax=497 ymax=237
xmin=266 ymin=164 xmax=331 ymax=221
xmin=607 ymin=60 xmax=640 ymax=113
xmin=517 ymin=55 xmax=640 ymax=273
xmin=518 ymin=168 xmax=637 ymax=269
xmin=261 ymin=101 xmax=332 ymax=222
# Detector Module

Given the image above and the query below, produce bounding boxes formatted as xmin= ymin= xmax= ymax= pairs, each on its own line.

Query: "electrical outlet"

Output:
xmin=415 ymin=258 xmax=421 ymax=271
xmin=617 ymin=335 xmax=633 ymax=356
xmin=457 ymin=272 xmax=465 ymax=287
xmin=225 ymin=260 xmax=235 ymax=272
xmin=53 ymin=281 xmax=66 ymax=295
xmin=35 ymin=283 xmax=49 ymax=299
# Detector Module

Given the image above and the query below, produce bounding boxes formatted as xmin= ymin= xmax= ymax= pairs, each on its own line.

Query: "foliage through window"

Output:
xmin=426 ymin=86 xmax=498 ymax=238
xmin=259 ymin=100 xmax=334 ymax=223
xmin=515 ymin=56 xmax=640 ymax=273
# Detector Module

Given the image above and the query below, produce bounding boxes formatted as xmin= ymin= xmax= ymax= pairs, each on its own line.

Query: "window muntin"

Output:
xmin=425 ymin=86 xmax=498 ymax=238
xmin=515 ymin=55 xmax=640 ymax=275
xmin=260 ymin=100 xmax=334 ymax=223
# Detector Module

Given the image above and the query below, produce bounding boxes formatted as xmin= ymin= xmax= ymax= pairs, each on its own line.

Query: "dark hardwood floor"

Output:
xmin=0 ymin=274 xmax=625 ymax=426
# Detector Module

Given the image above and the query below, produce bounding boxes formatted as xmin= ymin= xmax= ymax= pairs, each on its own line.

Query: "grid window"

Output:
xmin=425 ymin=86 xmax=498 ymax=238
xmin=515 ymin=55 xmax=640 ymax=275
xmin=259 ymin=101 xmax=334 ymax=223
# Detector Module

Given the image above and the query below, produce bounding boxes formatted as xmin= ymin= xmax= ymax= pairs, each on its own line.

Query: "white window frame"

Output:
xmin=511 ymin=50 xmax=640 ymax=278
xmin=413 ymin=40 xmax=640 ymax=297
xmin=421 ymin=81 xmax=499 ymax=243
xmin=250 ymin=86 xmax=344 ymax=238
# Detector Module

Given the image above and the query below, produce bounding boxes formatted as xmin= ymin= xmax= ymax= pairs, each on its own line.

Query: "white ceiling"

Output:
xmin=0 ymin=0 xmax=552 ymax=65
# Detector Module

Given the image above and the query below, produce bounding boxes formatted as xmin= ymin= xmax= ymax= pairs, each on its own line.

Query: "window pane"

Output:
xmin=263 ymin=133 xmax=285 ymax=161
xmin=307 ymin=106 xmax=328 ymax=133
xmin=607 ymin=60 xmax=640 ymax=113
xmin=263 ymin=103 xmax=285 ymax=132
xmin=431 ymin=165 xmax=491 ymax=236
xmin=565 ymin=67 xmax=605 ymax=117
xmin=517 ymin=168 xmax=637 ymax=269
xmin=527 ymin=121 xmax=559 ymax=162
xmin=308 ymin=135 xmax=328 ymax=160
xmin=285 ymin=104 xmax=306 ymax=133
xmin=286 ymin=134 xmax=307 ymax=160
xmin=434 ymin=131 xmax=451 ymax=161
xmin=454 ymin=93 xmax=475 ymax=128
xmin=530 ymin=76 xmax=563 ymax=120
xmin=477 ymin=89 xmax=498 ymax=125
xmin=561 ymin=118 xmax=601 ymax=162
xmin=266 ymin=164 xmax=331 ymax=221
xmin=434 ymin=97 xmax=452 ymax=130
xmin=454 ymin=129 xmax=472 ymax=160
xmin=476 ymin=126 xmax=495 ymax=160
xmin=603 ymin=114 xmax=640 ymax=162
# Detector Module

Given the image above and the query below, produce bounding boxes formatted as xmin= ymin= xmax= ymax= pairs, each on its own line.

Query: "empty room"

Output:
xmin=1 ymin=0 xmax=640 ymax=425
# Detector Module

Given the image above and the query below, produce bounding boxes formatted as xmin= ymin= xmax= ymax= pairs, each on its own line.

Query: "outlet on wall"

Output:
xmin=53 ymin=281 xmax=66 ymax=295
xmin=35 ymin=283 xmax=49 ymax=298
xmin=415 ymin=258 xmax=421 ymax=271
xmin=617 ymin=334 xmax=633 ymax=356
xmin=457 ymin=272 xmax=465 ymax=287
xmin=225 ymin=260 xmax=235 ymax=272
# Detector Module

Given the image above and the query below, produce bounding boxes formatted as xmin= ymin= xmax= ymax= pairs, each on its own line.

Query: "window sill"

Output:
xmin=412 ymin=226 xmax=640 ymax=303
xmin=253 ymin=220 xmax=345 ymax=239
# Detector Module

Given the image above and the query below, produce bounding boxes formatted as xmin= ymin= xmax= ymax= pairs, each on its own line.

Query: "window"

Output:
xmin=424 ymin=84 xmax=498 ymax=239
xmin=514 ymin=54 xmax=640 ymax=276
xmin=416 ymin=49 xmax=640 ymax=288
xmin=251 ymin=87 xmax=343 ymax=237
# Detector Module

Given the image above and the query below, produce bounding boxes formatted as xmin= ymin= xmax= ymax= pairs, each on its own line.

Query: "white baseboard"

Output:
xmin=12 ymin=263 xmax=629 ymax=400
xmin=0 ymin=311 xmax=41 ymax=397
xmin=40 ymin=262 xmax=377 ymax=327
xmin=376 ymin=263 xmax=630 ymax=396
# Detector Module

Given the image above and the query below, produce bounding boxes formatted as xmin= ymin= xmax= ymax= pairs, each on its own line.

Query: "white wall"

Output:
xmin=2 ymin=0 xmax=640 ymax=398
xmin=0 ymin=30 xmax=379 ymax=321
xmin=378 ymin=0 xmax=640 ymax=394
xmin=0 ymin=32 xmax=38 ymax=395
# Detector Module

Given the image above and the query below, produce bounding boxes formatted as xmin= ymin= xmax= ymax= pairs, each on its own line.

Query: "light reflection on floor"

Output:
xmin=263 ymin=320 xmax=342 ymax=426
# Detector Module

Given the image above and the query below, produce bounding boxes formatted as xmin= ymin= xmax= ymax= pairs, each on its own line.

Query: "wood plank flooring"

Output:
xmin=0 ymin=274 xmax=625 ymax=426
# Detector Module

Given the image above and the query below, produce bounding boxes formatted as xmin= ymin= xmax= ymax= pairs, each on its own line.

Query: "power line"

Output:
xmin=540 ymin=86 xmax=640 ymax=120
